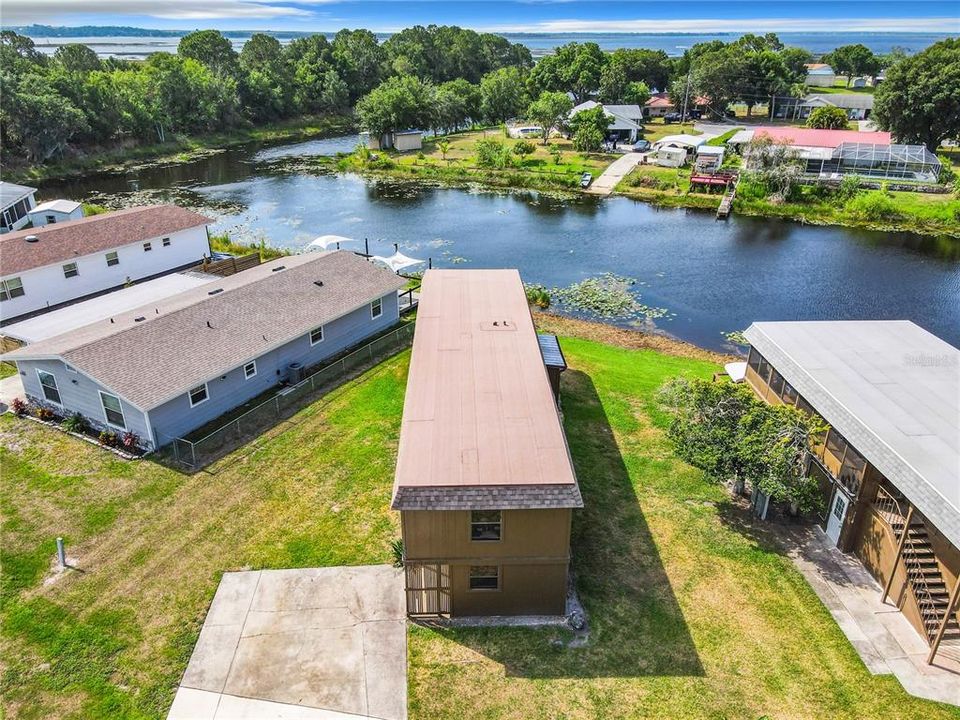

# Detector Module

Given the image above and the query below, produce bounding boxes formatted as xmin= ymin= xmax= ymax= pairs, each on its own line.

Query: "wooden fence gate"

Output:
xmin=405 ymin=563 xmax=451 ymax=616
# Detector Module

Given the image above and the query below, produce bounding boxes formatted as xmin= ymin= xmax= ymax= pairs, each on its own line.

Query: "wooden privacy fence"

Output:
xmin=156 ymin=322 xmax=415 ymax=470
xmin=194 ymin=252 xmax=261 ymax=277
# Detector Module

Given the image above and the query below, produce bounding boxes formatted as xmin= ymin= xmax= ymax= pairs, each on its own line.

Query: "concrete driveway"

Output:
xmin=0 ymin=373 xmax=24 ymax=413
xmin=168 ymin=565 xmax=407 ymax=720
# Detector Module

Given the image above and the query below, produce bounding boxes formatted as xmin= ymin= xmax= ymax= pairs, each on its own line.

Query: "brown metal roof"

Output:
xmin=0 ymin=205 xmax=212 ymax=275
xmin=4 ymin=251 xmax=406 ymax=410
xmin=391 ymin=269 xmax=581 ymax=511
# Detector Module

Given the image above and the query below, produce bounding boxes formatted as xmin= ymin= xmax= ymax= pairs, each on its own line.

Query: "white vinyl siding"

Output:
xmin=99 ymin=391 xmax=126 ymax=429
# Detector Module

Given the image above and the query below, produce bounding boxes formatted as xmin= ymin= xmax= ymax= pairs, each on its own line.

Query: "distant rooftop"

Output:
xmin=744 ymin=321 xmax=960 ymax=549
xmin=0 ymin=180 xmax=37 ymax=208
xmin=1 ymin=205 xmax=212 ymax=276
xmin=30 ymin=199 xmax=83 ymax=214
xmin=752 ymin=126 xmax=891 ymax=148
xmin=391 ymin=269 xmax=582 ymax=511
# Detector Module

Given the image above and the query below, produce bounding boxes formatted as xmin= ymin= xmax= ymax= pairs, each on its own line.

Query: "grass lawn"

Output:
xmin=342 ymin=129 xmax=617 ymax=193
xmin=0 ymin=362 xmax=17 ymax=380
xmin=2 ymin=332 xmax=958 ymax=719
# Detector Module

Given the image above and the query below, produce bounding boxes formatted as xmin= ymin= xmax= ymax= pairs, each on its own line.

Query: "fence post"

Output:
xmin=275 ymin=395 xmax=280 ymax=417
xmin=190 ymin=441 xmax=197 ymax=469
xmin=173 ymin=439 xmax=180 ymax=464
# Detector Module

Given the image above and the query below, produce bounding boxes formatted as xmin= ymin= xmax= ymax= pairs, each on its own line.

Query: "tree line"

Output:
xmin=0 ymin=25 xmax=531 ymax=163
xmin=2 ymin=25 xmax=956 ymax=165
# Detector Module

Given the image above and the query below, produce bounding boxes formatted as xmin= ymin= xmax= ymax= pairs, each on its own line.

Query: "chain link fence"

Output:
xmin=156 ymin=322 xmax=415 ymax=470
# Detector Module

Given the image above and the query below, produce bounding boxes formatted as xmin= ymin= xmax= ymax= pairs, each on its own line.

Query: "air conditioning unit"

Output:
xmin=287 ymin=362 xmax=305 ymax=384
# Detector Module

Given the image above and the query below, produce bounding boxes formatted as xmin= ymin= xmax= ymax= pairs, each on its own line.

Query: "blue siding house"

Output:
xmin=4 ymin=251 xmax=406 ymax=449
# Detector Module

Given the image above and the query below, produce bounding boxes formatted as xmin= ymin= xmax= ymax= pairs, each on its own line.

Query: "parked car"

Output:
xmin=663 ymin=112 xmax=682 ymax=124
xmin=632 ymin=139 xmax=652 ymax=152
xmin=580 ymin=172 xmax=593 ymax=188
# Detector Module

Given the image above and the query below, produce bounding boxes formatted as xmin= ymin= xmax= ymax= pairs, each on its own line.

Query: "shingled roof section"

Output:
xmin=391 ymin=484 xmax=584 ymax=511
xmin=0 ymin=205 xmax=212 ymax=275
xmin=4 ymin=251 xmax=406 ymax=410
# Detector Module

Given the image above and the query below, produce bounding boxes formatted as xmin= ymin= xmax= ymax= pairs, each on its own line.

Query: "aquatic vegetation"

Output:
xmin=524 ymin=283 xmax=552 ymax=309
xmin=551 ymin=274 xmax=669 ymax=321
xmin=722 ymin=330 xmax=750 ymax=346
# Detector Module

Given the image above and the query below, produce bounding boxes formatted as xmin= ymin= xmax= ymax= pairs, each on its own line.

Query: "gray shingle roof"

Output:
xmin=4 ymin=251 xmax=406 ymax=410
xmin=392 ymin=483 xmax=584 ymax=511
xmin=744 ymin=321 xmax=960 ymax=548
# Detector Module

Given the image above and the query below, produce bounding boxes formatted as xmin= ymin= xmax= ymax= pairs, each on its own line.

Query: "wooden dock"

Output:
xmin=717 ymin=176 xmax=739 ymax=219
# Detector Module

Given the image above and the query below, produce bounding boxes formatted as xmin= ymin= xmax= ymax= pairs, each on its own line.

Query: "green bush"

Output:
xmin=62 ymin=412 xmax=89 ymax=434
xmin=512 ymin=139 xmax=535 ymax=158
xmin=834 ymin=174 xmax=862 ymax=203
xmin=845 ymin=191 xmax=901 ymax=220
xmin=475 ymin=138 xmax=514 ymax=169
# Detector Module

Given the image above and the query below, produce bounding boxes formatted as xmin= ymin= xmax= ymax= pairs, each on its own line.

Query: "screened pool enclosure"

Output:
xmin=806 ymin=143 xmax=942 ymax=183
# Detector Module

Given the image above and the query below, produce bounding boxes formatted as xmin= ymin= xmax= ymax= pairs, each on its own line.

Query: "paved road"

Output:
xmin=585 ymin=152 xmax=646 ymax=196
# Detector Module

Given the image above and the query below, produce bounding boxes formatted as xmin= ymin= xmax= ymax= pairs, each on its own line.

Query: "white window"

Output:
xmin=0 ymin=277 xmax=25 ymax=301
xmin=143 ymin=242 xmax=152 ymax=252
xmin=65 ymin=364 xmax=78 ymax=374
xmin=63 ymin=262 xmax=79 ymax=279
xmin=99 ymin=392 xmax=126 ymax=429
xmin=46 ymin=215 xmax=57 ymax=224
xmin=162 ymin=237 xmax=171 ymax=247
xmin=243 ymin=361 xmax=257 ymax=379
xmin=310 ymin=326 xmax=324 ymax=345
xmin=371 ymin=297 xmax=383 ymax=319
xmin=37 ymin=370 xmax=61 ymax=404
xmin=188 ymin=384 xmax=209 ymax=407
xmin=106 ymin=251 xmax=119 ymax=267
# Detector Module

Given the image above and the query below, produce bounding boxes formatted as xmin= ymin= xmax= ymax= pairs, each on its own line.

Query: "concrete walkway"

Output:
xmin=169 ymin=566 xmax=407 ymax=720
xmin=585 ymin=152 xmax=646 ymax=195
xmin=0 ymin=373 xmax=24 ymax=412
xmin=786 ymin=527 xmax=960 ymax=706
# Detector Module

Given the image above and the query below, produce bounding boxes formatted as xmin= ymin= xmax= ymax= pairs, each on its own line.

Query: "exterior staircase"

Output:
xmin=888 ymin=513 xmax=959 ymax=643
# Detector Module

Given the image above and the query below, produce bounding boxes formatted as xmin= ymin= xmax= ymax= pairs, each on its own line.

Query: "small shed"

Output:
xmin=27 ymin=199 xmax=84 ymax=227
xmin=393 ymin=130 xmax=423 ymax=152
xmin=537 ymin=333 xmax=567 ymax=401
xmin=655 ymin=146 xmax=688 ymax=168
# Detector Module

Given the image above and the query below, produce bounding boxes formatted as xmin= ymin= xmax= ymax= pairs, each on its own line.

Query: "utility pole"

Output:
xmin=681 ymin=63 xmax=693 ymax=126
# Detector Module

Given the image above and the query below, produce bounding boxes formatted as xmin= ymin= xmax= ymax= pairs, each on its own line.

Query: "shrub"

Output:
xmin=845 ymin=191 xmax=901 ymax=220
xmin=936 ymin=154 xmax=956 ymax=185
xmin=475 ymin=138 xmax=513 ymax=169
xmin=834 ymin=174 xmax=862 ymax=203
xmin=547 ymin=143 xmax=563 ymax=165
xmin=35 ymin=406 xmax=57 ymax=422
xmin=62 ymin=412 xmax=89 ymax=434
xmin=99 ymin=430 xmax=119 ymax=448
xmin=121 ymin=431 xmax=141 ymax=451
xmin=11 ymin=397 xmax=27 ymax=417
xmin=512 ymin=139 xmax=535 ymax=158
xmin=391 ymin=539 xmax=404 ymax=568
xmin=524 ymin=283 xmax=551 ymax=309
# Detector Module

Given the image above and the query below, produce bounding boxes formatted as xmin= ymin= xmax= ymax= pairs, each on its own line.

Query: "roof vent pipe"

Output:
xmin=207 ymin=321 xmax=213 ymax=328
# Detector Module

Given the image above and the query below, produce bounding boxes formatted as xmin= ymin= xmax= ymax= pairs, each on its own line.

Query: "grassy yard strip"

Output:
xmin=408 ymin=336 xmax=959 ymax=720
xmin=3 ymin=336 xmax=958 ymax=719
xmin=0 ymin=354 xmax=407 ymax=719
xmin=4 ymin=114 xmax=355 ymax=185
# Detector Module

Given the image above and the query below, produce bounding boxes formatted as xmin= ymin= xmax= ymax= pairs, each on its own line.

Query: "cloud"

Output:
xmin=1 ymin=0 xmax=322 ymax=23
xmin=487 ymin=16 xmax=960 ymax=33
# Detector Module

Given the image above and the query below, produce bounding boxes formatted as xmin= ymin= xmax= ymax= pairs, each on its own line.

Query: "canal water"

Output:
xmin=41 ymin=135 xmax=960 ymax=352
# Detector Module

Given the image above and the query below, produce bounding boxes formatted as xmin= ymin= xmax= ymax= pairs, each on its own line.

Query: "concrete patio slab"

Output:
xmin=785 ymin=526 xmax=960 ymax=706
xmin=169 ymin=565 xmax=407 ymax=720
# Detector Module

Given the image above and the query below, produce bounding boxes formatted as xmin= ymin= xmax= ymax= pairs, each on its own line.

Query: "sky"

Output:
xmin=3 ymin=0 xmax=959 ymax=34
